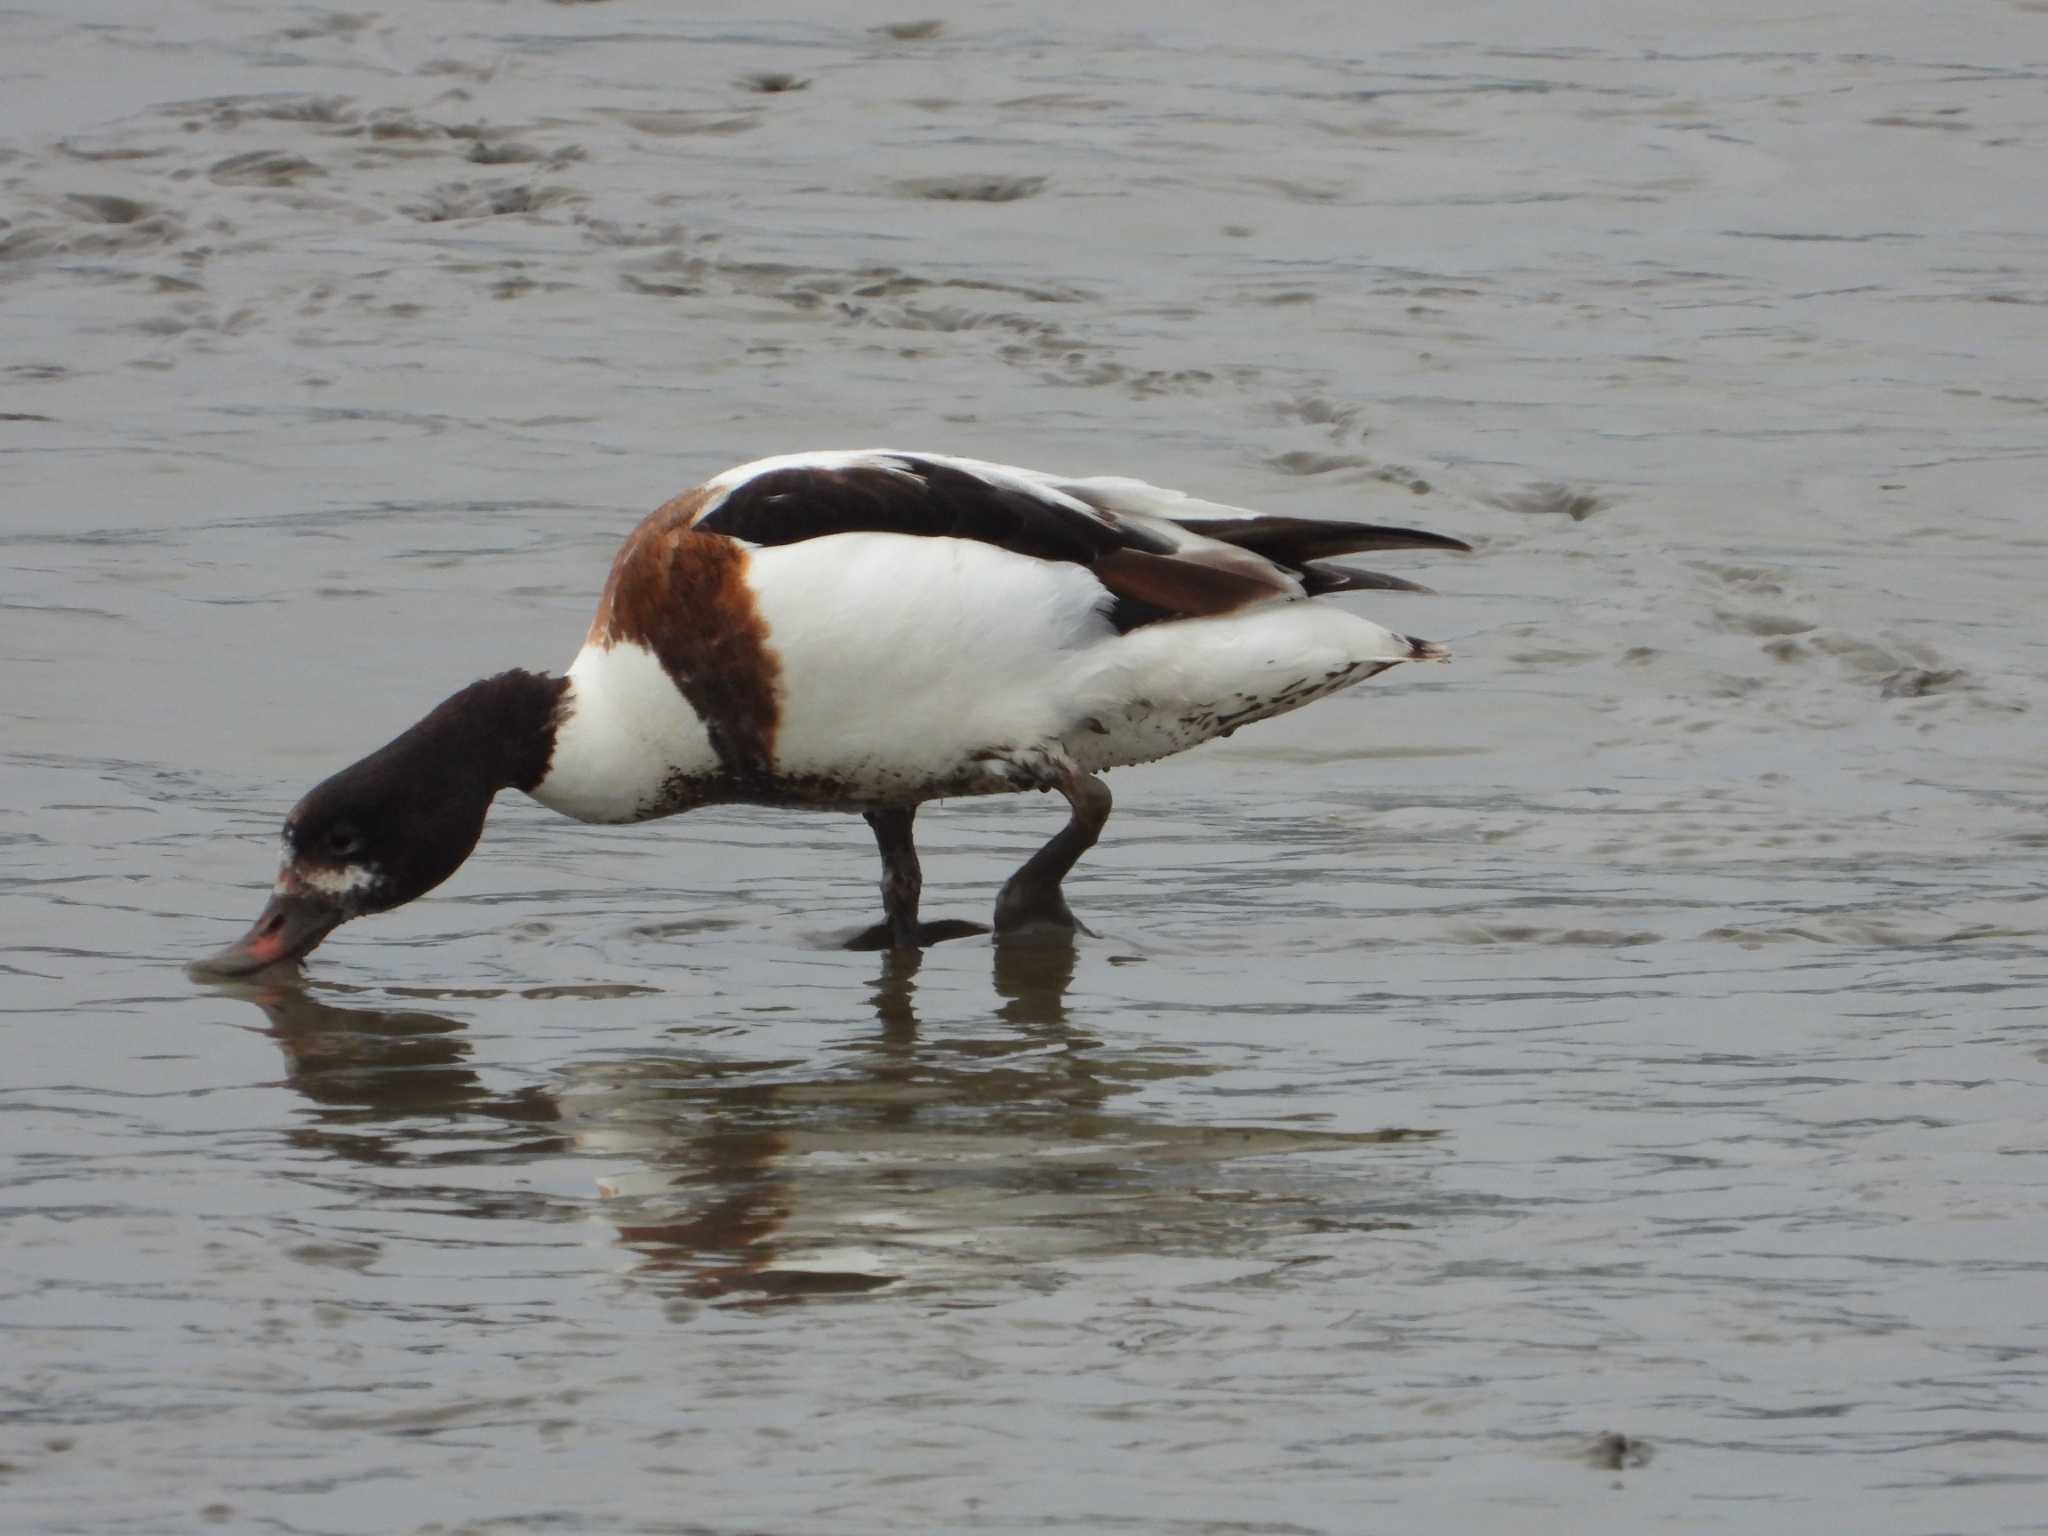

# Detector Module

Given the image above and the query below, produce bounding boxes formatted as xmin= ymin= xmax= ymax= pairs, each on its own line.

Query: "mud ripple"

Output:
xmin=1265 ymin=450 xmax=1375 ymax=476
xmin=738 ymin=72 xmax=810 ymax=95
xmin=208 ymin=150 xmax=324 ymax=186
xmin=61 ymin=193 xmax=155 ymax=224
xmin=1270 ymin=394 xmax=1368 ymax=441
xmin=603 ymin=109 xmax=760 ymax=138
xmin=167 ymin=93 xmax=359 ymax=129
xmin=895 ymin=175 xmax=1047 ymax=203
xmin=402 ymin=180 xmax=581 ymax=222
xmin=1878 ymin=666 xmax=1969 ymax=699
xmin=1490 ymin=482 xmax=1609 ymax=520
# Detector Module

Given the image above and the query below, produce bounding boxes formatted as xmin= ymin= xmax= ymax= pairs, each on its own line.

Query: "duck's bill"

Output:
xmin=192 ymin=891 xmax=345 ymax=978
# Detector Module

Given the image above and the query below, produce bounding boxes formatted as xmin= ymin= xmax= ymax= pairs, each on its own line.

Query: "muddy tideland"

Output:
xmin=4 ymin=2 xmax=2045 ymax=1531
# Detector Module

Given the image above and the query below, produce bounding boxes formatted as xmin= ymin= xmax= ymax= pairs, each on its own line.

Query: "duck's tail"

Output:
xmin=1175 ymin=513 xmax=1472 ymax=598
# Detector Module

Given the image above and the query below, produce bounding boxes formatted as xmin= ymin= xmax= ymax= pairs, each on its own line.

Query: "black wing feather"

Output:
xmin=1177 ymin=515 xmax=1472 ymax=561
xmin=1298 ymin=563 xmax=1436 ymax=596
xmin=690 ymin=456 xmax=1466 ymax=632
xmin=695 ymin=456 xmax=1178 ymax=566
xmin=1178 ymin=514 xmax=1468 ymax=598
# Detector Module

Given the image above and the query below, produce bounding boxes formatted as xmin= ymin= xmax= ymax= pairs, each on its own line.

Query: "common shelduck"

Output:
xmin=197 ymin=450 xmax=1469 ymax=975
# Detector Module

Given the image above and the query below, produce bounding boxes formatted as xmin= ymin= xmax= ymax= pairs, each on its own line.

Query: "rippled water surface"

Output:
xmin=6 ymin=1 xmax=2047 ymax=1530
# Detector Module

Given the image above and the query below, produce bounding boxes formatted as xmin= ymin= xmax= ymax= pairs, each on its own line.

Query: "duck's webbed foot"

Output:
xmin=993 ymin=768 xmax=1112 ymax=944
xmin=844 ymin=917 xmax=989 ymax=951
xmin=846 ymin=806 xmax=988 ymax=951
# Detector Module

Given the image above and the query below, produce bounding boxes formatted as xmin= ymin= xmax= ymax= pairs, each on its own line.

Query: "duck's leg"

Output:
xmin=862 ymin=806 xmax=924 ymax=950
xmin=993 ymin=768 xmax=1112 ymax=941
xmin=846 ymin=806 xmax=987 ymax=951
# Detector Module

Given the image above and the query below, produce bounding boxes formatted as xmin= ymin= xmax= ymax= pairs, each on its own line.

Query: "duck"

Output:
xmin=197 ymin=449 xmax=1470 ymax=976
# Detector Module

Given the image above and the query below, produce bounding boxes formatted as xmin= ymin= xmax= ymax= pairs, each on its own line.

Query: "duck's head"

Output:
xmin=194 ymin=670 xmax=566 ymax=978
xmin=195 ymin=736 xmax=497 ymax=977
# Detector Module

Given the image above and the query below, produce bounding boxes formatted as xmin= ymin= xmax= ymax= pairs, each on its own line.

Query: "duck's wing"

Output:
xmin=682 ymin=450 xmax=1465 ymax=626
xmin=688 ymin=450 xmax=1285 ymax=630
xmin=1039 ymin=473 xmax=1473 ymax=595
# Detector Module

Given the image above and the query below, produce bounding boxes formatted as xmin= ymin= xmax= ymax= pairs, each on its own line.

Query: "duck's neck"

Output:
xmin=401 ymin=669 xmax=570 ymax=796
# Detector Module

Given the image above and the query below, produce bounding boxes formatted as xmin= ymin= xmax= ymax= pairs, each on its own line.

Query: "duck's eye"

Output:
xmin=323 ymin=824 xmax=363 ymax=859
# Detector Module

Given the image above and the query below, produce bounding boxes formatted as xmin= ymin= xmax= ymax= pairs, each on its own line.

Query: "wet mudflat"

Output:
xmin=4 ymin=1 xmax=2047 ymax=1530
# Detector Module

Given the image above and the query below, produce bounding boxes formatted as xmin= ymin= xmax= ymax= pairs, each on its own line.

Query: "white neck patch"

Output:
xmin=279 ymin=861 xmax=384 ymax=900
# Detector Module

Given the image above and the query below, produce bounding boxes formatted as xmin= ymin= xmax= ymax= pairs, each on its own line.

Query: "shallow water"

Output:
xmin=5 ymin=1 xmax=2047 ymax=1530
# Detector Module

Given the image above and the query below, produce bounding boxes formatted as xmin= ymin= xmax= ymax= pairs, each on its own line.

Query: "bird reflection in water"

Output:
xmin=251 ymin=982 xmax=570 ymax=1168
xmin=228 ymin=943 xmax=1432 ymax=1309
